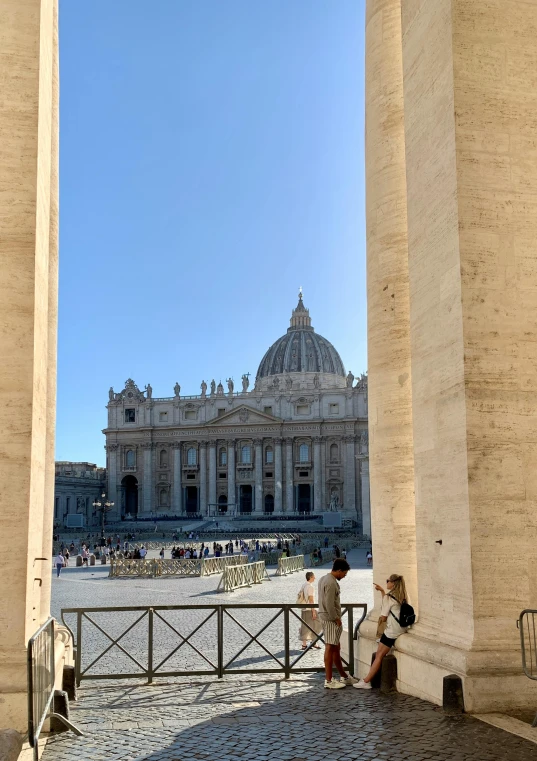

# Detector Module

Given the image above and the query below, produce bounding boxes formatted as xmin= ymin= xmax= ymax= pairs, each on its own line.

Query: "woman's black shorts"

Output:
xmin=380 ymin=633 xmax=396 ymax=648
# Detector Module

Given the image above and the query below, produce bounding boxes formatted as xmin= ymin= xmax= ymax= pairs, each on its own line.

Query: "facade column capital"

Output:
xmin=199 ymin=440 xmax=208 ymax=449
xmin=141 ymin=442 xmax=153 ymax=449
xmin=273 ymin=437 xmax=283 ymax=445
xmin=283 ymin=437 xmax=293 ymax=446
xmin=171 ymin=441 xmax=182 ymax=449
xmin=208 ymin=440 xmax=217 ymax=449
xmin=253 ymin=438 xmax=263 ymax=447
xmin=312 ymin=436 xmax=323 ymax=444
xmin=106 ymin=444 xmax=119 ymax=451
xmin=343 ymin=435 xmax=357 ymax=444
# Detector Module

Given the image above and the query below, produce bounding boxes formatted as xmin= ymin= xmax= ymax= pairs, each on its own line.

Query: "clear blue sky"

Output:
xmin=56 ymin=0 xmax=366 ymax=467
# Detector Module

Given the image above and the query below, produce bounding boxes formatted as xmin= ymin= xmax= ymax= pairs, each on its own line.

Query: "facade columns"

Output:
xmin=107 ymin=444 xmax=118 ymax=505
xmin=313 ymin=437 xmax=322 ymax=512
xmin=199 ymin=441 xmax=208 ymax=515
xmin=142 ymin=443 xmax=153 ymax=513
xmin=172 ymin=443 xmax=182 ymax=514
xmin=284 ymin=438 xmax=294 ymax=512
xmin=227 ymin=441 xmax=236 ymax=512
xmin=360 ymin=459 xmax=371 ymax=536
xmin=274 ymin=438 xmax=283 ymax=513
xmin=254 ymin=439 xmax=263 ymax=512
xmin=344 ymin=436 xmax=356 ymax=516
xmin=208 ymin=441 xmax=217 ymax=512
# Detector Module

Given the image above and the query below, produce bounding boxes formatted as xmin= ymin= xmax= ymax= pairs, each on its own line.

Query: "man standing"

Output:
xmin=318 ymin=559 xmax=357 ymax=689
xmin=55 ymin=552 xmax=65 ymax=578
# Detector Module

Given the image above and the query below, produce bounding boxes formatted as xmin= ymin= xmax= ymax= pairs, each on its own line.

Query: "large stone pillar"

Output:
xmin=359 ymin=0 xmax=418 ymax=678
xmin=254 ymin=439 xmax=263 ymax=512
xmin=227 ymin=441 xmax=236 ymax=512
xmin=199 ymin=441 xmax=208 ymax=515
xmin=360 ymin=459 xmax=371 ymax=536
xmin=107 ymin=444 xmax=118 ymax=505
xmin=388 ymin=0 xmax=537 ymax=714
xmin=142 ymin=443 xmax=153 ymax=513
xmin=284 ymin=438 xmax=294 ymax=511
xmin=313 ymin=437 xmax=322 ymax=512
xmin=274 ymin=438 xmax=283 ymax=513
xmin=208 ymin=441 xmax=217 ymax=512
xmin=343 ymin=436 xmax=356 ymax=516
xmin=172 ymin=443 xmax=182 ymax=514
xmin=0 ymin=0 xmax=71 ymax=731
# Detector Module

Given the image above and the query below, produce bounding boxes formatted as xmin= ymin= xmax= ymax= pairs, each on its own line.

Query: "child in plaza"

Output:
xmin=353 ymin=574 xmax=409 ymax=690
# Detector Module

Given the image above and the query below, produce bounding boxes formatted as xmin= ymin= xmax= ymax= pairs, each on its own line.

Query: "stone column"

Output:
xmin=227 ymin=440 xmax=236 ymax=512
xmin=284 ymin=438 xmax=294 ymax=512
xmin=360 ymin=459 xmax=371 ymax=536
xmin=172 ymin=443 xmax=182 ymax=514
xmin=313 ymin=437 xmax=322 ymax=512
xmin=343 ymin=436 xmax=356 ymax=516
xmin=107 ymin=444 xmax=118 ymax=505
xmin=274 ymin=438 xmax=283 ymax=513
xmin=391 ymin=0 xmax=537 ymax=713
xmin=0 ymin=0 xmax=65 ymax=730
xmin=254 ymin=439 xmax=263 ymax=512
xmin=199 ymin=441 xmax=208 ymax=515
xmin=209 ymin=441 xmax=217 ymax=512
xmin=142 ymin=443 xmax=153 ymax=513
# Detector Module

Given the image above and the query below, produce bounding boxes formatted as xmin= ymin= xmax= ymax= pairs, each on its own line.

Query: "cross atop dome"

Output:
xmin=290 ymin=289 xmax=312 ymax=329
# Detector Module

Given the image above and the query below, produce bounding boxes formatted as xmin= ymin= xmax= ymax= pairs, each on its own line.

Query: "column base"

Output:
xmin=356 ymin=618 xmax=537 ymax=713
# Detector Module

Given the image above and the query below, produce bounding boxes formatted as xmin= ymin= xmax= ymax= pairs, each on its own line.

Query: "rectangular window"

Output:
xmin=125 ymin=408 xmax=136 ymax=423
xmin=264 ymin=406 xmax=273 ymax=415
xmin=217 ymin=408 xmax=226 ymax=417
xmin=296 ymin=404 xmax=309 ymax=415
xmin=299 ymin=470 xmax=309 ymax=477
xmin=219 ymin=472 xmax=227 ymax=479
xmin=184 ymin=410 xmax=196 ymax=420
xmin=265 ymin=471 xmax=273 ymax=478
xmin=159 ymin=411 xmax=168 ymax=422
xmin=329 ymin=403 xmax=339 ymax=414
xmin=187 ymin=473 xmax=196 ymax=480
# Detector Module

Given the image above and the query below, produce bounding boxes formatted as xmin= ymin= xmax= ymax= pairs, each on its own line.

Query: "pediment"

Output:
xmin=205 ymin=405 xmax=282 ymax=426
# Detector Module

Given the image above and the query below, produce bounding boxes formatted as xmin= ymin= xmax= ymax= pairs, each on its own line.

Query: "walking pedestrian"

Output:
xmin=366 ymin=551 xmax=373 ymax=566
xmin=318 ymin=558 xmax=357 ymax=689
xmin=353 ymin=574 xmax=410 ymax=690
xmin=298 ymin=572 xmax=322 ymax=649
xmin=55 ymin=552 xmax=65 ymax=578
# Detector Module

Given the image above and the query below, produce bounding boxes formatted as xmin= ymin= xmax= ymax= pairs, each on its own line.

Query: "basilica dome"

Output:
xmin=256 ymin=293 xmax=346 ymax=381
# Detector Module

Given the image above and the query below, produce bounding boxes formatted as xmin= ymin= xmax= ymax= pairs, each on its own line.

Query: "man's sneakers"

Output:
xmin=341 ymin=675 xmax=359 ymax=686
xmin=352 ymin=679 xmax=372 ymax=690
xmin=324 ymin=679 xmax=346 ymax=689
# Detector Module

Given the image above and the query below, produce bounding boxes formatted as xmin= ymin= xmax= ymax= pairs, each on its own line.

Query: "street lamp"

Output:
xmin=93 ymin=491 xmax=114 ymax=541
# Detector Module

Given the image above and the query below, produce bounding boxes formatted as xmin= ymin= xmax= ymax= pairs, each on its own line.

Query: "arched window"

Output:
xmin=299 ymin=443 xmax=309 ymax=463
xmin=219 ymin=447 xmax=227 ymax=466
xmin=330 ymin=443 xmax=339 ymax=463
xmin=159 ymin=488 xmax=168 ymax=506
xmin=187 ymin=447 xmax=197 ymax=466
xmin=241 ymin=445 xmax=251 ymax=464
xmin=159 ymin=449 xmax=168 ymax=467
xmin=265 ymin=447 xmax=273 ymax=464
xmin=126 ymin=449 xmax=135 ymax=468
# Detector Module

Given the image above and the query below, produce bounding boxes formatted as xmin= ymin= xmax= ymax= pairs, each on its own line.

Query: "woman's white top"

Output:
xmin=381 ymin=594 xmax=405 ymax=639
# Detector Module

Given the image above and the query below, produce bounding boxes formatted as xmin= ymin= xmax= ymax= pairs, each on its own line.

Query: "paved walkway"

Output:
xmin=43 ymin=675 xmax=537 ymax=761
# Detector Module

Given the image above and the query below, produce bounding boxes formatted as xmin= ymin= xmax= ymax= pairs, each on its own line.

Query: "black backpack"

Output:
xmin=389 ymin=595 xmax=416 ymax=628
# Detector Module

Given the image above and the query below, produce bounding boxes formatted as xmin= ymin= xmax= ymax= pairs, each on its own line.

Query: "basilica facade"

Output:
xmin=104 ymin=294 xmax=370 ymax=531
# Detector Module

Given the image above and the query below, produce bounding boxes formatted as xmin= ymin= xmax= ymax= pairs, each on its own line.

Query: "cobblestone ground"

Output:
xmin=45 ymin=552 xmax=537 ymax=760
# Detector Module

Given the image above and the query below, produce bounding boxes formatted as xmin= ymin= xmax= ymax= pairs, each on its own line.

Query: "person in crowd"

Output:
xmin=318 ymin=558 xmax=357 ymax=689
xmin=353 ymin=574 xmax=409 ymax=690
xmin=159 ymin=547 xmax=165 ymax=560
xmin=204 ymin=546 xmax=209 ymax=558
xmin=55 ymin=552 xmax=65 ymax=578
xmin=366 ymin=550 xmax=373 ymax=566
xmin=81 ymin=546 xmax=89 ymax=566
xmin=139 ymin=546 xmax=147 ymax=559
xmin=298 ymin=571 xmax=322 ymax=649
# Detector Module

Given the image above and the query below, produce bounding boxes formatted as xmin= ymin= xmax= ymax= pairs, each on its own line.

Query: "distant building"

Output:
xmin=104 ymin=293 xmax=370 ymax=531
xmin=54 ymin=462 xmax=106 ymax=527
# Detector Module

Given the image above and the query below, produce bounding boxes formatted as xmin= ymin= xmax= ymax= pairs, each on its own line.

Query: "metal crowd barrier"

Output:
xmin=27 ymin=617 xmax=82 ymax=760
xmin=217 ymin=561 xmax=269 ymax=592
xmin=60 ymin=602 xmax=368 ymax=686
xmin=311 ymin=550 xmax=336 ymax=567
xmin=109 ymin=555 xmax=247 ymax=578
xmin=517 ymin=609 xmax=537 ymax=726
xmin=275 ymin=554 xmax=305 ymax=576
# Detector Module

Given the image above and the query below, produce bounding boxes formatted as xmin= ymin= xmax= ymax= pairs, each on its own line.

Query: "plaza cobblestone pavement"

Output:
xmin=45 ymin=551 xmax=537 ymax=760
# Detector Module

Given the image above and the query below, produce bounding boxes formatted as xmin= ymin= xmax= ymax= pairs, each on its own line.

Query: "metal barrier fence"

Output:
xmin=311 ymin=550 xmax=336 ymax=567
xmin=60 ymin=603 xmax=368 ymax=686
xmin=109 ymin=555 xmax=247 ymax=578
xmin=217 ymin=561 xmax=269 ymax=592
xmin=276 ymin=554 xmax=305 ymax=576
xmin=517 ymin=609 xmax=537 ymax=726
xmin=27 ymin=618 xmax=82 ymax=760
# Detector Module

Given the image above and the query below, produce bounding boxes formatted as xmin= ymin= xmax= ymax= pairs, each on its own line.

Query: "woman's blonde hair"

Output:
xmin=388 ymin=574 xmax=407 ymax=604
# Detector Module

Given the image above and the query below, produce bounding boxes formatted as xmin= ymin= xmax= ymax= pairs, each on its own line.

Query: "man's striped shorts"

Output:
xmin=323 ymin=620 xmax=343 ymax=645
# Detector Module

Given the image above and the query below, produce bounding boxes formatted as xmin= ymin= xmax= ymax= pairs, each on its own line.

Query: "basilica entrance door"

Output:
xmin=121 ymin=475 xmax=138 ymax=516
xmin=186 ymin=486 xmax=198 ymax=514
xmin=239 ymin=485 xmax=252 ymax=513
xmin=264 ymin=494 xmax=274 ymax=514
xmin=297 ymin=484 xmax=311 ymax=513
xmin=218 ymin=495 xmax=228 ymax=514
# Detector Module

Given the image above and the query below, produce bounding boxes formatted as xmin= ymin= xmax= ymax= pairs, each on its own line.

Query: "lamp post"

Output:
xmin=93 ymin=491 xmax=114 ymax=543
